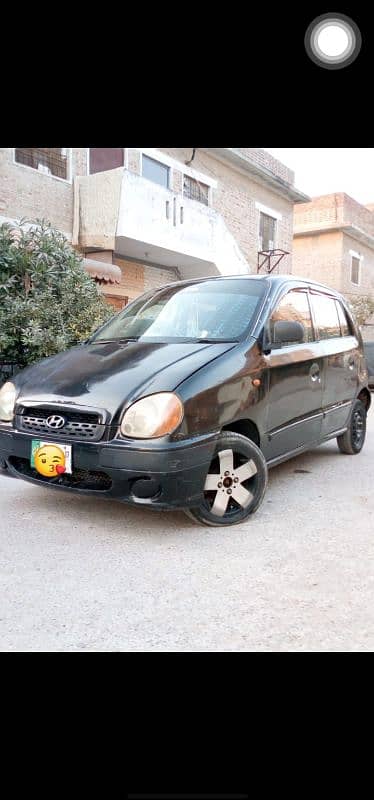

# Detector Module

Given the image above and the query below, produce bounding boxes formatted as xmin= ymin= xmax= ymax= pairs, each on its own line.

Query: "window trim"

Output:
xmin=86 ymin=147 xmax=125 ymax=176
xmin=255 ymin=201 xmax=282 ymax=221
xmin=349 ymin=251 xmax=362 ymax=286
xmin=309 ymin=290 xmax=343 ymax=341
xmin=13 ymin=148 xmax=72 ymax=184
xmin=138 ymin=148 xmax=217 ymax=188
xmin=140 ymin=151 xmax=171 ymax=190
xmin=335 ymin=299 xmax=353 ymax=337
xmin=182 ymin=173 xmax=211 ymax=206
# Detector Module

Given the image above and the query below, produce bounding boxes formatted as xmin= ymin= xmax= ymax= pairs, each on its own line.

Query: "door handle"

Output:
xmin=348 ymin=356 xmax=355 ymax=369
xmin=309 ymin=363 xmax=320 ymax=382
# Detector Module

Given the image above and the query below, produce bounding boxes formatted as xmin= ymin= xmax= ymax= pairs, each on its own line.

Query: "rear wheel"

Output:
xmin=337 ymin=399 xmax=367 ymax=454
xmin=184 ymin=431 xmax=268 ymax=527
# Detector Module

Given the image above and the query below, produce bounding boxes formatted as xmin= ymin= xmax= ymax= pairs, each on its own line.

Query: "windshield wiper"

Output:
xmin=195 ymin=338 xmax=238 ymax=344
xmin=93 ymin=337 xmax=139 ymax=343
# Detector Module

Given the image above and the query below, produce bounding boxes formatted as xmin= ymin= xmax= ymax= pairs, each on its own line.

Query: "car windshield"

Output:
xmin=90 ymin=279 xmax=266 ymax=343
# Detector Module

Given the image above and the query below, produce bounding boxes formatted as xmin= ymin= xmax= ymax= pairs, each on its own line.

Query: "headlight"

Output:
xmin=120 ymin=392 xmax=184 ymax=438
xmin=0 ymin=381 xmax=17 ymax=422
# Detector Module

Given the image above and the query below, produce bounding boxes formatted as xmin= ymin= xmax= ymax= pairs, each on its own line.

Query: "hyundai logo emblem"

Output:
xmin=46 ymin=414 xmax=66 ymax=429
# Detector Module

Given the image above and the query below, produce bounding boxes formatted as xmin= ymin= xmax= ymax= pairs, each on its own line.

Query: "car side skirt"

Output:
xmin=266 ymin=427 xmax=348 ymax=469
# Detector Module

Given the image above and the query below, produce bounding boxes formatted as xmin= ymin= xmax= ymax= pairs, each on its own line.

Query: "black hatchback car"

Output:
xmin=0 ymin=275 xmax=370 ymax=526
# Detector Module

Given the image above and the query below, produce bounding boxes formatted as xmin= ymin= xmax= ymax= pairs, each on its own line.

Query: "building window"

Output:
xmin=259 ymin=212 xmax=276 ymax=251
xmin=89 ymin=148 xmax=124 ymax=174
xmin=183 ymin=174 xmax=209 ymax=205
xmin=310 ymin=293 xmax=341 ymax=340
xmin=14 ymin=148 xmax=69 ymax=180
xmin=142 ymin=154 xmax=170 ymax=188
xmin=350 ymin=255 xmax=360 ymax=285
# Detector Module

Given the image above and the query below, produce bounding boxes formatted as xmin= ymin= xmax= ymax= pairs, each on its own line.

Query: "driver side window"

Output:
xmin=270 ymin=290 xmax=314 ymax=346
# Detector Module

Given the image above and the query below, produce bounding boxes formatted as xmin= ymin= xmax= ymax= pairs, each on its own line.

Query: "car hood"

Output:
xmin=14 ymin=339 xmax=236 ymax=421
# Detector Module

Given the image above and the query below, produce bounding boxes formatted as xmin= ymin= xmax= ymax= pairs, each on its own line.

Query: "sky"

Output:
xmin=264 ymin=148 xmax=374 ymax=206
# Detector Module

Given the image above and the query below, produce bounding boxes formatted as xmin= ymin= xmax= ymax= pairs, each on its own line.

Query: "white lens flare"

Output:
xmin=317 ymin=25 xmax=349 ymax=57
xmin=305 ymin=14 xmax=361 ymax=69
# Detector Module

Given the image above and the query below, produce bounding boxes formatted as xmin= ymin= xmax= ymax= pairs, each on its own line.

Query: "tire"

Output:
xmin=184 ymin=431 xmax=268 ymax=527
xmin=337 ymin=399 xmax=367 ymax=455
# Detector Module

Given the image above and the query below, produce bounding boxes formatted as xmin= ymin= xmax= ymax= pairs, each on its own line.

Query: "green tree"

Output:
xmin=0 ymin=219 xmax=113 ymax=372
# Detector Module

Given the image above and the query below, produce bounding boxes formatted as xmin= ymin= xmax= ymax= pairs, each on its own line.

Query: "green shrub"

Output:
xmin=0 ymin=218 xmax=114 ymax=371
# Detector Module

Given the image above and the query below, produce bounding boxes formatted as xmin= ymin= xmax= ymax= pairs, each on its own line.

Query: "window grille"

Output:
xmin=183 ymin=174 xmax=209 ymax=205
xmin=15 ymin=148 xmax=68 ymax=179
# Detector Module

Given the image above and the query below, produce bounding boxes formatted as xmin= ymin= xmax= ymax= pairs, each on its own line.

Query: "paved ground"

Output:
xmin=1 ymin=410 xmax=374 ymax=651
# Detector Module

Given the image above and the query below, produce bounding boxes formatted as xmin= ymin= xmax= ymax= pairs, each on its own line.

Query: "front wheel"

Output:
xmin=337 ymin=399 xmax=367 ymax=454
xmin=184 ymin=431 xmax=268 ymax=527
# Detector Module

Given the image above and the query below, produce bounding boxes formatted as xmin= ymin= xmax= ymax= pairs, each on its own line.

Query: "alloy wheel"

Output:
xmin=203 ymin=447 xmax=259 ymax=519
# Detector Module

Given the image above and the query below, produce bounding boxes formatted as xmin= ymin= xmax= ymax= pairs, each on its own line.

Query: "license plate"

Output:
xmin=31 ymin=439 xmax=72 ymax=477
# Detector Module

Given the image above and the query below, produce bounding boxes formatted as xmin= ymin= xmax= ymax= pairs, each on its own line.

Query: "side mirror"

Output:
xmin=273 ymin=320 xmax=305 ymax=345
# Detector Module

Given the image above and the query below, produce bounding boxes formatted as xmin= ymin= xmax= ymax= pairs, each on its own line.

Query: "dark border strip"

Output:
xmin=128 ymin=795 xmax=248 ymax=799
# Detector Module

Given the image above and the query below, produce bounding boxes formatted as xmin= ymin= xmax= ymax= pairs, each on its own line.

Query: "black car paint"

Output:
xmin=13 ymin=339 xmax=236 ymax=425
xmin=364 ymin=341 xmax=374 ymax=389
xmin=0 ymin=275 xmax=370 ymax=509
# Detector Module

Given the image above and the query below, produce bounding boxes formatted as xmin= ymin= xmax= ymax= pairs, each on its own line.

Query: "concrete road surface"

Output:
xmin=1 ymin=410 xmax=374 ymax=651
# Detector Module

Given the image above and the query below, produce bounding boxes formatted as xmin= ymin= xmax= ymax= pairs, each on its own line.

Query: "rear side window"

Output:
xmin=270 ymin=290 xmax=314 ymax=345
xmin=310 ymin=293 xmax=341 ymax=339
xmin=335 ymin=301 xmax=351 ymax=336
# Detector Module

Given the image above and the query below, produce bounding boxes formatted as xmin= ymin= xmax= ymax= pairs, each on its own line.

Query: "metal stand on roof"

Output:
xmin=257 ymin=249 xmax=289 ymax=274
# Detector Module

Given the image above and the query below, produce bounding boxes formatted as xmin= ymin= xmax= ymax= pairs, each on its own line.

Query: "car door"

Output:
xmin=309 ymin=292 xmax=359 ymax=437
xmin=263 ymin=288 xmax=323 ymax=461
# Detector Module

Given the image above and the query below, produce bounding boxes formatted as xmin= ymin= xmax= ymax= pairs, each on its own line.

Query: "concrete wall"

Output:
xmin=293 ymin=194 xmax=374 ymax=302
xmin=115 ymin=169 xmax=249 ymax=277
xmin=236 ymin=148 xmax=295 ymax=185
xmin=293 ymin=229 xmax=374 ymax=302
xmin=293 ymin=231 xmax=343 ymax=291
xmin=341 ymin=233 xmax=374 ymax=300
xmin=130 ymin=148 xmax=295 ymax=273
xmin=294 ymin=193 xmax=374 ymax=238
xmin=77 ymin=168 xmax=123 ymax=250
xmin=294 ymin=194 xmax=346 ymax=233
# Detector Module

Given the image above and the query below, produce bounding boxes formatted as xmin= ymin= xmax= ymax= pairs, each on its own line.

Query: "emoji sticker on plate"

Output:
xmin=31 ymin=440 xmax=72 ymax=477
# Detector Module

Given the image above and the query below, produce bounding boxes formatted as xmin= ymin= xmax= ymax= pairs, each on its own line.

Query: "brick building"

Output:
xmin=0 ymin=147 xmax=308 ymax=309
xmin=294 ymin=193 xmax=374 ymax=299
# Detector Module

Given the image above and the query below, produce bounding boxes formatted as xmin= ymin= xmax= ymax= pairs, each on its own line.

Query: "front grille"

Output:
xmin=16 ymin=406 xmax=104 ymax=441
xmin=9 ymin=456 xmax=112 ymax=491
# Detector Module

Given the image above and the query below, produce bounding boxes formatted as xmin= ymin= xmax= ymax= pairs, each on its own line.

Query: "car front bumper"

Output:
xmin=0 ymin=426 xmax=219 ymax=510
